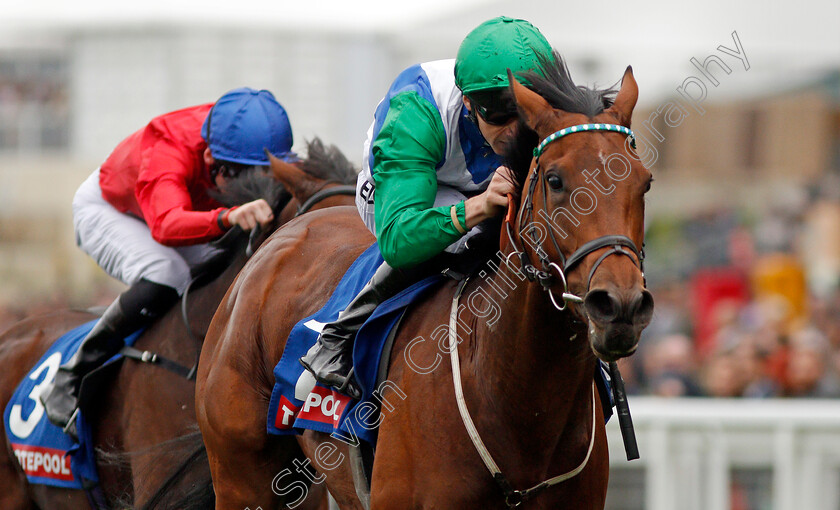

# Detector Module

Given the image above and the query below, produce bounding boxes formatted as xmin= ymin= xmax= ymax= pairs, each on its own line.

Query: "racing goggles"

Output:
xmin=468 ymin=91 xmax=519 ymax=126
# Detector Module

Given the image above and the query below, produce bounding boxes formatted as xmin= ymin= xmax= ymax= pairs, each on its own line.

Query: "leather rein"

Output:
xmin=123 ymin=183 xmax=357 ymax=380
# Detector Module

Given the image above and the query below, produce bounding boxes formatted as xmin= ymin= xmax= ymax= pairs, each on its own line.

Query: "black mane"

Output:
xmin=504 ymin=52 xmax=618 ymax=190
xmin=210 ymin=136 xmax=357 ymax=211
xmin=525 ymin=52 xmax=616 ymax=118
xmin=299 ymin=138 xmax=358 ymax=184
xmin=210 ymin=168 xmax=290 ymax=211
xmin=192 ymin=137 xmax=358 ymax=282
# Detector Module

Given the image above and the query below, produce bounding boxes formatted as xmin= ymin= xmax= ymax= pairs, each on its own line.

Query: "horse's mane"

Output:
xmin=210 ymin=169 xmax=290 ymax=210
xmin=527 ymin=52 xmax=616 ymax=118
xmin=208 ymin=136 xmax=357 ymax=211
xmin=198 ymin=137 xmax=357 ymax=276
xmin=504 ymin=51 xmax=618 ymax=191
xmin=299 ymin=137 xmax=358 ymax=184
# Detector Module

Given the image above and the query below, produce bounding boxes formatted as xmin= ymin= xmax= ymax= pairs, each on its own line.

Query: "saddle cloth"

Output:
xmin=267 ymin=243 xmax=615 ymax=446
xmin=267 ymin=243 xmax=445 ymax=444
xmin=3 ymin=320 xmax=143 ymax=489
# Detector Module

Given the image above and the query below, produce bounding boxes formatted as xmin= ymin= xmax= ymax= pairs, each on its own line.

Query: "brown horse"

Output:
xmin=0 ymin=140 xmax=357 ymax=509
xmin=197 ymin=59 xmax=653 ymax=509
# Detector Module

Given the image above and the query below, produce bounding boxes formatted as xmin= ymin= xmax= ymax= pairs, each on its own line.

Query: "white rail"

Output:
xmin=605 ymin=398 xmax=840 ymax=510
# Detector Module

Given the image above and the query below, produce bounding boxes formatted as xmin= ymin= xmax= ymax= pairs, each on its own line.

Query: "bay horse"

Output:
xmin=0 ymin=139 xmax=357 ymax=509
xmin=197 ymin=57 xmax=654 ymax=509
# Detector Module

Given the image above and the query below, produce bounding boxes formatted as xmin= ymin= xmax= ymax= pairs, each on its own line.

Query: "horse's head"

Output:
xmin=267 ymin=138 xmax=358 ymax=224
xmin=207 ymin=139 xmax=355 ymax=259
xmin=507 ymin=64 xmax=654 ymax=361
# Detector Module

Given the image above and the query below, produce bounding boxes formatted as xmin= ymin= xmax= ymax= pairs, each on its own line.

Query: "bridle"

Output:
xmin=244 ymin=181 xmax=356 ymax=257
xmin=451 ymin=123 xmax=648 ymax=507
xmin=121 ymin=181 xmax=357 ymax=381
xmin=503 ymin=123 xmax=645 ymax=311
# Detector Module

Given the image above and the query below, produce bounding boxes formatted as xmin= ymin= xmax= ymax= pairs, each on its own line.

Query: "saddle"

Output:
xmin=266 ymin=232 xmax=617 ymax=505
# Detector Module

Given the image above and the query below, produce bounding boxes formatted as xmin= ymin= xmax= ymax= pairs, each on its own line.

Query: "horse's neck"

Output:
xmin=467 ymin=265 xmax=594 ymax=443
xmin=174 ymin=247 xmax=249 ymax=341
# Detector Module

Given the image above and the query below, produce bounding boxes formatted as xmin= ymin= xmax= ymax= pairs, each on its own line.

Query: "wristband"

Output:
xmin=450 ymin=204 xmax=467 ymax=234
xmin=217 ymin=210 xmax=228 ymax=230
xmin=223 ymin=207 xmax=237 ymax=228
xmin=217 ymin=208 xmax=234 ymax=230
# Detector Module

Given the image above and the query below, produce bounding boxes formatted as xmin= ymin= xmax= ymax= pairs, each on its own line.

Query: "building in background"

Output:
xmin=1 ymin=2 xmax=839 ymax=508
xmin=0 ymin=0 xmax=836 ymax=303
xmin=0 ymin=5 xmax=838 ymax=308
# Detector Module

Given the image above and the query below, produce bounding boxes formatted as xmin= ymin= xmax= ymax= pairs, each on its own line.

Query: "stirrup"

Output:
xmin=62 ymin=408 xmax=80 ymax=442
xmin=336 ymin=368 xmax=362 ymax=400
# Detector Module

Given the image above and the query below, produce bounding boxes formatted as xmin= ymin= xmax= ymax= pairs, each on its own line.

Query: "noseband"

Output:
xmin=504 ymin=123 xmax=645 ymax=311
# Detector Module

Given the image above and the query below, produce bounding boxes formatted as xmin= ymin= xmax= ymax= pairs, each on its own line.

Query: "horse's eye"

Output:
xmin=645 ymin=178 xmax=654 ymax=193
xmin=546 ymin=174 xmax=564 ymax=191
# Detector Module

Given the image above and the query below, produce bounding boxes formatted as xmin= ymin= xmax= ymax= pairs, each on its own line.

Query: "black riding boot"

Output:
xmin=40 ymin=279 xmax=179 ymax=436
xmin=299 ymin=261 xmax=427 ymax=399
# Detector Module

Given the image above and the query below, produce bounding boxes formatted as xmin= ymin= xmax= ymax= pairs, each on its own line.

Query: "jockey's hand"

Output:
xmin=464 ymin=166 xmax=518 ymax=229
xmin=228 ymin=199 xmax=274 ymax=231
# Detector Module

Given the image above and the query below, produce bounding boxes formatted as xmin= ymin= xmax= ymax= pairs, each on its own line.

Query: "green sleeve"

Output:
xmin=372 ymin=92 xmax=468 ymax=268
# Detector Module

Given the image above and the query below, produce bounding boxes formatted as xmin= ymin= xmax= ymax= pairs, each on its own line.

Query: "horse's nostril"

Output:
xmin=633 ymin=290 xmax=655 ymax=323
xmin=584 ymin=289 xmax=619 ymax=323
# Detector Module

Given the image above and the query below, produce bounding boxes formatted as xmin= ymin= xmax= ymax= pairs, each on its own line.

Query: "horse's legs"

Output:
xmin=199 ymin=361 xmax=331 ymax=510
xmin=204 ymin=431 xmax=331 ymax=509
xmin=200 ymin=369 xmax=278 ymax=508
xmin=297 ymin=431 xmax=366 ymax=510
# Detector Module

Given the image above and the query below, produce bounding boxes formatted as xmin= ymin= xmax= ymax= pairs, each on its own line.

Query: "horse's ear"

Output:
xmin=607 ymin=66 xmax=638 ymax=127
xmin=507 ymin=69 xmax=553 ymax=131
xmin=267 ymin=150 xmax=309 ymax=197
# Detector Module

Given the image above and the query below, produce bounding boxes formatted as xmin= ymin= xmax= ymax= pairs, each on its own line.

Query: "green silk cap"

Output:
xmin=455 ymin=16 xmax=554 ymax=95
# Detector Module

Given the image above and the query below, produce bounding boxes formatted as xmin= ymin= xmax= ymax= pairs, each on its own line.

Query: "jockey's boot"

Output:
xmin=300 ymin=261 xmax=427 ymax=399
xmin=40 ymin=279 xmax=178 ymax=437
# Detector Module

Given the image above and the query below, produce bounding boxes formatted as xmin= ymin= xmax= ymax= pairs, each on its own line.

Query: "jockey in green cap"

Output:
xmin=300 ymin=16 xmax=555 ymax=398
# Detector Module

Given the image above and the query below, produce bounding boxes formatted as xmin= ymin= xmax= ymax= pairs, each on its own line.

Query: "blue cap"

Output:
xmin=201 ymin=87 xmax=294 ymax=166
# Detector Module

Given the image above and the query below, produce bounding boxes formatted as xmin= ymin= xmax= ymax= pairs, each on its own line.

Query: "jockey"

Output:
xmin=300 ymin=16 xmax=554 ymax=398
xmin=41 ymin=87 xmax=295 ymax=435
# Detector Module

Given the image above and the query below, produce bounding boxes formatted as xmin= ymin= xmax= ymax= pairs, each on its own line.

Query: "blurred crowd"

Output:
xmin=0 ymin=59 xmax=69 ymax=150
xmin=625 ymin=281 xmax=840 ymax=398
xmin=624 ymin=173 xmax=840 ymax=398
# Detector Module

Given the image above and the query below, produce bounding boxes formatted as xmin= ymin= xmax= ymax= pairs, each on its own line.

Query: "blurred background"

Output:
xmin=0 ymin=0 xmax=838 ymax=508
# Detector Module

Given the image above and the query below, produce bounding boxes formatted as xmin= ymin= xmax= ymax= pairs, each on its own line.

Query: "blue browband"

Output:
xmin=533 ymin=123 xmax=636 ymax=158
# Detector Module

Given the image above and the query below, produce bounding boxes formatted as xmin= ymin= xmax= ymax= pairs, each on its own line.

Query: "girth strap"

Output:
xmin=120 ymin=346 xmax=193 ymax=379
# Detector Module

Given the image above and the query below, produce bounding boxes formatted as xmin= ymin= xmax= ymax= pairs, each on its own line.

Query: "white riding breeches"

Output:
xmin=72 ymin=169 xmax=222 ymax=295
xmin=355 ymin=175 xmax=482 ymax=255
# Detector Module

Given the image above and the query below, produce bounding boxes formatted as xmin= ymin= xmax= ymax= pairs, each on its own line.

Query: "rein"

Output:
xmin=504 ymin=123 xmax=645 ymax=311
xmin=245 ymin=183 xmax=356 ymax=257
xmin=296 ymin=183 xmax=357 ymax=217
xmin=125 ymin=183 xmax=357 ymax=380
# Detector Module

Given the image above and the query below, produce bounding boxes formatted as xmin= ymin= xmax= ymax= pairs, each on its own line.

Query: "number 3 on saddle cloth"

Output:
xmin=3 ymin=321 xmax=143 ymax=490
xmin=267 ymin=243 xmax=615 ymax=446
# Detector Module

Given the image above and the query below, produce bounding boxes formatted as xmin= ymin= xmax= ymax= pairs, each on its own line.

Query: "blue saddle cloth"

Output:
xmin=267 ymin=243 xmax=444 ymax=444
xmin=266 ymin=243 xmax=614 ymax=446
xmin=3 ymin=320 xmax=142 ymax=489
